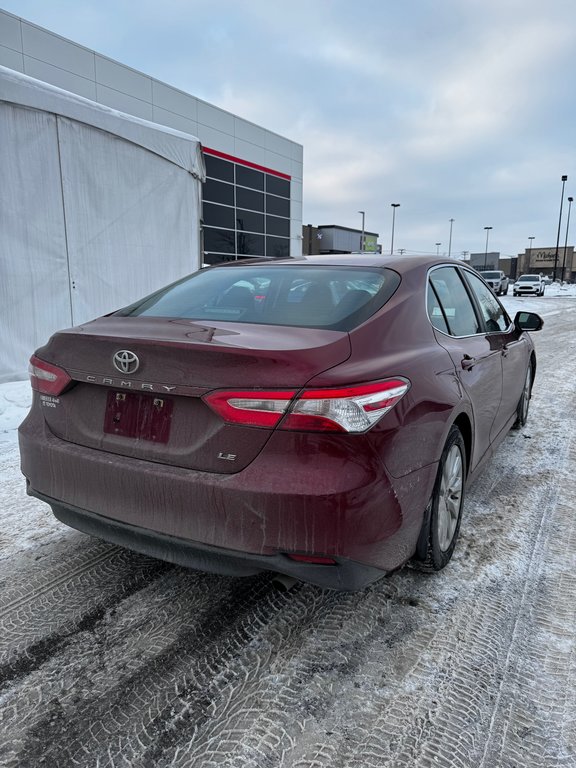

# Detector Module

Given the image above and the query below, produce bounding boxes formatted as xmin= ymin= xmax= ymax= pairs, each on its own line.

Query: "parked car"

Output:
xmin=513 ymin=274 xmax=545 ymax=296
xmin=479 ymin=270 xmax=509 ymax=296
xmin=19 ymin=256 xmax=543 ymax=590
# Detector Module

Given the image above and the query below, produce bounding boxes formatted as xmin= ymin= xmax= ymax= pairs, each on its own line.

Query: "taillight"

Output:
xmin=281 ymin=380 xmax=410 ymax=432
xmin=28 ymin=355 xmax=72 ymax=396
xmin=203 ymin=389 xmax=296 ymax=428
xmin=203 ymin=378 xmax=410 ymax=433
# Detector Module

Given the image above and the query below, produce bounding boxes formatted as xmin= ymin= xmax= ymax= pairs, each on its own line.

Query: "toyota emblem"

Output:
xmin=113 ymin=350 xmax=140 ymax=374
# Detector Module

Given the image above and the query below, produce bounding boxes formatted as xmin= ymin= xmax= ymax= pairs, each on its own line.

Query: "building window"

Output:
xmin=266 ymin=236 xmax=290 ymax=258
xmin=204 ymin=154 xmax=234 ymax=183
xmin=236 ymin=165 xmax=264 ymax=191
xmin=236 ymin=209 xmax=264 ymax=233
xmin=203 ymin=202 xmax=235 ymax=229
xmin=203 ymin=178 xmax=234 ymax=206
xmin=238 ymin=232 xmax=265 ymax=256
xmin=266 ymin=215 xmax=290 ymax=237
xmin=202 ymin=150 xmax=291 ymax=263
xmin=266 ymin=175 xmax=290 ymax=198
xmin=266 ymin=195 xmax=290 ymax=218
xmin=204 ymin=227 xmax=235 ymax=254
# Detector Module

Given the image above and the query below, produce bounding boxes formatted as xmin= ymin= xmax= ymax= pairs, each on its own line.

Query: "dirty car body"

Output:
xmin=19 ymin=256 xmax=542 ymax=590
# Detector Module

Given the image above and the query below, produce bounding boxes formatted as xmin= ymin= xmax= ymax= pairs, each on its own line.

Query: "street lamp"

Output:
xmin=561 ymin=196 xmax=573 ymax=282
xmin=483 ymin=227 xmax=493 ymax=270
xmin=358 ymin=210 xmax=365 ymax=252
xmin=448 ymin=218 xmax=454 ymax=258
xmin=528 ymin=236 xmax=535 ymax=273
xmin=390 ymin=203 xmax=400 ymax=255
xmin=553 ymin=175 xmax=568 ymax=282
xmin=435 ymin=242 xmax=441 ymax=256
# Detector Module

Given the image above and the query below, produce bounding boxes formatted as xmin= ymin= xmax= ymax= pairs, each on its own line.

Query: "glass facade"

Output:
xmin=202 ymin=151 xmax=291 ymax=264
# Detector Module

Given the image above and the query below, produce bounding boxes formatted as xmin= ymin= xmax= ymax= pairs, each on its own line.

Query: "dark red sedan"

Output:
xmin=19 ymin=256 xmax=543 ymax=590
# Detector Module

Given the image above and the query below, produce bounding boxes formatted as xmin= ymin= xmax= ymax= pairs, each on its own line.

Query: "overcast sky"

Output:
xmin=4 ymin=0 xmax=576 ymax=257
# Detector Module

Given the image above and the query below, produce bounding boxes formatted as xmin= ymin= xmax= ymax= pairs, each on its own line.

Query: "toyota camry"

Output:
xmin=19 ymin=256 xmax=543 ymax=590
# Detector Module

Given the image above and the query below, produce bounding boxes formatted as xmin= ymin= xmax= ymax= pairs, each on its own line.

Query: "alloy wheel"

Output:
xmin=437 ymin=444 xmax=464 ymax=551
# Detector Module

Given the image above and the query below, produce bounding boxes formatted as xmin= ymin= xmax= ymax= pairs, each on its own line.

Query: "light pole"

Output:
xmin=561 ymin=196 xmax=573 ymax=282
xmin=448 ymin=218 xmax=454 ymax=258
xmin=435 ymin=242 xmax=441 ymax=256
xmin=528 ymin=236 xmax=535 ymax=273
xmin=553 ymin=175 xmax=568 ymax=282
xmin=390 ymin=203 xmax=400 ymax=255
xmin=483 ymin=226 xmax=492 ymax=270
xmin=358 ymin=210 xmax=365 ymax=252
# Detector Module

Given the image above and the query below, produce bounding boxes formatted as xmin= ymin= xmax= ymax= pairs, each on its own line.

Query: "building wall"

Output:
xmin=314 ymin=226 xmax=380 ymax=254
xmin=518 ymin=247 xmax=575 ymax=279
xmin=0 ymin=9 xmax=303 ymax=260
xmin=469 ymin=252 xmax=500 ymax=271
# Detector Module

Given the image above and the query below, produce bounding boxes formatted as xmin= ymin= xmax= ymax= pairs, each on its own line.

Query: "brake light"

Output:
xmin=281 ymin=380 xmax=410 ymax=433
xmin=203 ymin=389 xmax=296 ymax=428
xmin=204 ymin=378 xmax=410 ymax=432
xmin=28 ymin=355 xmax=72 ymax=396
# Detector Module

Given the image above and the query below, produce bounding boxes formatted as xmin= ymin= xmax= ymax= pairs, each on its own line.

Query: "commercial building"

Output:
xmin=469 ymin=245 xmax=576 ymax=281
xmin=517 ymin=247 xmax=575 ymax=281
xmin=302 ymin=225 xmax=380 ymax=255
xmin=0 ymin=9 xmax=303 ymax=264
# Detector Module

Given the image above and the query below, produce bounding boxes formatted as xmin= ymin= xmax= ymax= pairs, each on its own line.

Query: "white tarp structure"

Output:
xmin=0 ymin=66 xmax=205 ymax=383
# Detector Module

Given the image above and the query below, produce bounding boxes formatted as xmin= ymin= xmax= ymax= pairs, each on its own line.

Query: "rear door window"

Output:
xmin=428 ymin=267 xmax=481 ymax=337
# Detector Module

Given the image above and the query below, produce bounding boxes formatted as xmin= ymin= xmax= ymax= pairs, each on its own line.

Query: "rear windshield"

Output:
xmin=480 ymin=271 xmax=500 ymax=279
xmin=118 ymin=265 xmax=400 ymax=331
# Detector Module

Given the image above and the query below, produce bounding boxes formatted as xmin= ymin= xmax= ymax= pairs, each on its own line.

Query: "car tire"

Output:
xmin=413 ymin=425 xmax=466 ymax=571
xmin=513 ymin=364 xmax=532 ymax=429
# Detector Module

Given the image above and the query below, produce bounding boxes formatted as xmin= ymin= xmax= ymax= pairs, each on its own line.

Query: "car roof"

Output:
xmin=206 ymin=255 xmax=465 ymax=274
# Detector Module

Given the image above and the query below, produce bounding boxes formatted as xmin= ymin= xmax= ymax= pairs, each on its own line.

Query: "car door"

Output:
xmin=462 ymin=269 xmax=530 ymax=439
xmin=428 ymin=266 xmax=503 ymax=472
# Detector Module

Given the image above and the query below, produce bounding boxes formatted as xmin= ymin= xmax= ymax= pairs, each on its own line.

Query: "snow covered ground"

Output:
xmin=1 ymin=293 xmax=576 ymax=767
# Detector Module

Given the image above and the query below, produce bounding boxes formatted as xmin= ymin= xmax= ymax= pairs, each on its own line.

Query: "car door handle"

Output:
xmin=461 ymin=354 xmax=476 ymax=370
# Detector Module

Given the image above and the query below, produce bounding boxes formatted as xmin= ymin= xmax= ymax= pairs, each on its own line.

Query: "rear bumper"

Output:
xmin=34 ymin=492 xmax=385 ymax=591
xmin=19 ymin=407 xmax=437 ymax=590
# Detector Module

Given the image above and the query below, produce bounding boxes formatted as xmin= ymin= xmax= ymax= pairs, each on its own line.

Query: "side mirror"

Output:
xmin=514 ymin=311 xmax=544 ymax=332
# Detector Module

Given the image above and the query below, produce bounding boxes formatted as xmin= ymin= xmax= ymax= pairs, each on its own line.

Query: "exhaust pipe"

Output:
xmin=271 ymin=573 xmax=299 ymax=592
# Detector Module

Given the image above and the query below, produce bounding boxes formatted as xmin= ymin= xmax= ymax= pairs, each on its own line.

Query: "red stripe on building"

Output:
xmin=203 ymin=146 xmax=291 ymax=180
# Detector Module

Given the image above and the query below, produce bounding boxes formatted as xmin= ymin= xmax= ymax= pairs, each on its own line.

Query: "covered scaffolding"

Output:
xmin=0 ymin=65 xmax=205 ymax=382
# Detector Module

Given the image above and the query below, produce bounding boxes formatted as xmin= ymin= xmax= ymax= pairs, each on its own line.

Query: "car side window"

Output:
xmin=429 ymin=267 xmax=481 ymax=336
xmin=427 ymin=282 xmax=449 ymax=333
xmin=463 ymin=271 xmax=510 ymax=332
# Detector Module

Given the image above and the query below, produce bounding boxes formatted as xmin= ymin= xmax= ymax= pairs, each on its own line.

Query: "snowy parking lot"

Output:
xmin=1 ymin=291 xmax=576 ymax=767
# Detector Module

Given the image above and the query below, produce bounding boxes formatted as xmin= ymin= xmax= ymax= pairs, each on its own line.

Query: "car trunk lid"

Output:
xmin=34 ymin=316 xmax=351 ymax=473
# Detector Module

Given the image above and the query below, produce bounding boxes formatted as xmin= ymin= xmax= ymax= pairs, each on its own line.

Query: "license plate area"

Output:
xmin=104 ymin=391 xmax=173 ymax=443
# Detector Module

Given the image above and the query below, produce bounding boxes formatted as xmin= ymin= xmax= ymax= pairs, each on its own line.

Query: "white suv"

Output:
xmin=479 ymin=270 xmax=509 ymax=296
xmin=513 ymin=274 xmax=545 ymax=296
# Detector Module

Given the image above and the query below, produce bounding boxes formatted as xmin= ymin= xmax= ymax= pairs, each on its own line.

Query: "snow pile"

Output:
xmin=0 ymin=380 xmax=31 ymax=449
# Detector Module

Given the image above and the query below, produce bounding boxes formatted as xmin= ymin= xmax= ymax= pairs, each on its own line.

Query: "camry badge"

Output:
xmin=113 ymin=350 xmax=140 ymax=374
